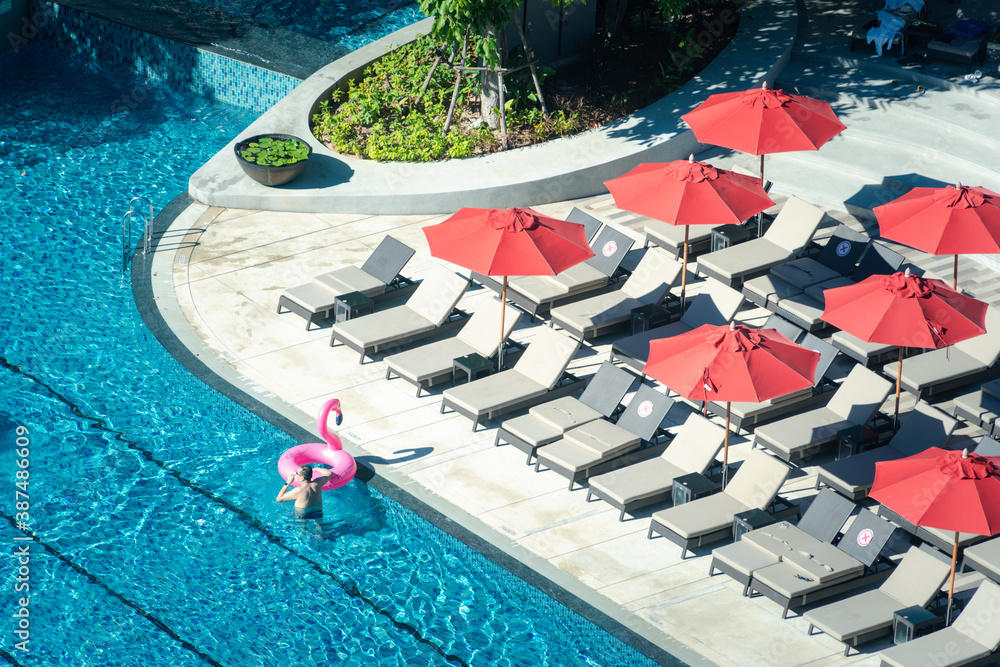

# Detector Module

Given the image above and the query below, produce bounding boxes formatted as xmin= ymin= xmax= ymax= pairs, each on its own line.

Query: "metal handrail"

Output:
xmin=121 ymin=196 xmax=153 ymax=275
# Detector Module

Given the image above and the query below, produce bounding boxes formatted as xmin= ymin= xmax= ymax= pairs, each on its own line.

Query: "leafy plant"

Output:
xmin=238 ymin=137 xmax=310 ymax=166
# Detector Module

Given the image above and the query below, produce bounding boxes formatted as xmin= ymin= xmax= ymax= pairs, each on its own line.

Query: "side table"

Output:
xmin=672 ymin=472 xmax=717 ymax=507
xmin=892 ymin=605 xmax=939 ymax=644
xmin=835 ymin=424 xmax=878 ymax=460
xmin=711 ymin=224 xmax=754 ymax=252
xmin=733 ymin=508 xmax=777 ymax=542
xmin=453 ymin=353 xmax=493 ymax=386
xmin=631 ymin=303 xmax=673 ymax=335
xmin=333 ymin=291 xmax=375 ymax=323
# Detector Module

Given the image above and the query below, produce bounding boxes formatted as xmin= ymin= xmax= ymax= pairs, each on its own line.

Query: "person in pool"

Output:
xmin=276 ymin=464 xmax=334 ymax=518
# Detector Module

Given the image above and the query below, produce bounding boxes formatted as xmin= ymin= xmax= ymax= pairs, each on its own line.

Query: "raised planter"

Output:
xmin=234 ymin=133 xmax=312 ymax=187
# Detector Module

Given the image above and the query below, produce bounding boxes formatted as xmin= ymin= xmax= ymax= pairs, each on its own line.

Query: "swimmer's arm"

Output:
xmin=276 ymin=477 xmax=300 ymax=502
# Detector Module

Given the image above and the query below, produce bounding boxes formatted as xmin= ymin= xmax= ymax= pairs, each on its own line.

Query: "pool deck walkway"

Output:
xmin=144 ymin=0 xmax=1000 ymax=665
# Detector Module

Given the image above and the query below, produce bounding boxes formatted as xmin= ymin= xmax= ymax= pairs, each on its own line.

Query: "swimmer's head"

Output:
xmin=298 ymin=465 xmax=313 ymax=482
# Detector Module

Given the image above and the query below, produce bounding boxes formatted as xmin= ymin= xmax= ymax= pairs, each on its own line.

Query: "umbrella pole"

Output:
xmin=894 ymin=346 xmax=903 ymax=432
xmin=758 ymin=155 xmax=766 ymax=238
xmin=947 ymin=531 xmax=959 ymax=626
xmin=680 ymin=226 xmax=689 ymax=316
xmin=499 ymin=276 xmax=508 ymax=370
xmin=953 ymin=254 xmax=959 ymax=291
xmin=722 ymin=402 xmax=731 ymax=489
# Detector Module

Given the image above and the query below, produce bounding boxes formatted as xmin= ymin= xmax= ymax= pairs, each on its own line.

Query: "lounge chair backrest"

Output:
xmin=724 ymin=449 xmax=790 ymax=510
xmin=620 ymin=248 xmax=682 ymax=304
xmin=851 ymin=241 xmax=904 ymax=282
xmin=731 ymin=164 xmax=772 ymax=193
xmin=680 ymin=279 xmax=743 ymax=328
xmin=585 ymin=226 xmax=635 ymax=277
xmin=799 ymin=332 xmax=839 ymax=386
xmin=880 ymin=545 xmax=952 ymax=607
xmin=762 ymin=196 xmax=825 ymax=254
xmin=814 ymin=224 xmax=870 ymax=276
xmin=954 ymin=306 xmax=1000 ymax=366
xmin=952 ymin=580 xmax=1000 ymax=649
xmin=514 ymin=327 xmax=582 ymax=389
xmin=360 ymin=235 xmax=416 ymax=285
xmin=974 ymin=435 xmax=1000 ymax=456
xmin=835 ymin=509 xmax=895 ymax=567
xmin=578 ymin=361 xmax=636 ymax=417
xmin=891 ymin=402 xmax=958 ymax=457
xmin=458 ymin=304 xmax=523 ymax=357
xmin=565 ymin=207 xmax=605 ymax=243
xmin=613 ymin=384 xmax=674 ymax=441
xmin=661 ymin=413 xmax=725 ymax=473
xmin=406 ymin=271 xmax=469 ymax=326
xmin=826 ymin=365 xmax=893 ymax=424
xmin=795 ymin=488 xmax=856 ymax=543
xmin=763 ymin=314 xmax=804 ymax=343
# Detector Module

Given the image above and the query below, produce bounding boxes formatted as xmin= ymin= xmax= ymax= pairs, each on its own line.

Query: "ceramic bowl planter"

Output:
xmin=234 ymin=133 xmax=312 ymax=186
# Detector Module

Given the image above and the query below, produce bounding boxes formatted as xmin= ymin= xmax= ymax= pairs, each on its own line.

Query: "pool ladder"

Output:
xmin=122 ymin=196 xmax=153 ymax=275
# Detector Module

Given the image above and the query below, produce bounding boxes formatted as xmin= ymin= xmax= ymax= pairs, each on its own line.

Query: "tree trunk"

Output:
xmin=479 ymin=24 xmax=502 ymax=128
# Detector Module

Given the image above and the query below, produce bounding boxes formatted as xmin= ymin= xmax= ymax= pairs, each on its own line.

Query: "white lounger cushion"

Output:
xmin=644 ymin=221 xmax=718 ymax=251
xmin=879 ymin=580 xmax=1000 ymax=667
xmin=442 ymin=327 xmax=581 ymax=417
xmin=331 ymin=271 xmax=468 ymax=350
xmin=804 ymin=546 xmax=951 ymax=643
xmin=588 ymin=413 xmax=724 ymax=504
xmin=385 ymin=304 xmax=521 ymax=384
xmin=511 ymin=263 xmax=608 ymax=302
xmin=313 ymin=265 xmax=387 ymax=297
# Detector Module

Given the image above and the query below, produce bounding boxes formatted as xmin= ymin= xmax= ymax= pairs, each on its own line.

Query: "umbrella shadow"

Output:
xmin=844 ymin=175 xmax=954 ymax=233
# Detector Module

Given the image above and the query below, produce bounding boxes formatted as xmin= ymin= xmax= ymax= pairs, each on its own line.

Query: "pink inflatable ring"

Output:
xmin=277 ymin=398 xmax=356 ymax=490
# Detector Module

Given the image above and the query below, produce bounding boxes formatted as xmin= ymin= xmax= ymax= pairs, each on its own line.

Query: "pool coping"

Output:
xmin=188 ymin=0 xmax=798 ymax=215
xmin=134 ymin=193 xmax=706 ymax=666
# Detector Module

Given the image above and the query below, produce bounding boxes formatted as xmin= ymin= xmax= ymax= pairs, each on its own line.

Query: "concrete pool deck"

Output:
xmin=139 ymin=0 xmax=1000 ymax=664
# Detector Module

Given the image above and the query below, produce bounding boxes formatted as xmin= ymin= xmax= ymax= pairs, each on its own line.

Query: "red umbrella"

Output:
xmin=871 ymin=448 xmax=1000 ymax=620
xmin=874 ymin=183 xmax=1000 ymax=289
xmin=423 ymin=207 xmax=594 ymax=365
xmin=821 ymin=269 xmax=988 ymax=426
xmin=681 ymin=82 xmax=846 ymax=187
xmin=643 ymin=322 xmax=819 ymax=486
xmin=604 ymin=156 xmax=773 ymax=309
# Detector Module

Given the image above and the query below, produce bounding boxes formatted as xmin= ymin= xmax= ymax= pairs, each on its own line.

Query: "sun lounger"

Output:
xmin=712 ymin=331 xmax=840 ymax=431
xmin=882 ymin=306 xmax=1000 ymax=399
xmin=974 ymin=435 xmax=1000 ymax=456
xmin=440 ymin=326 xmax=584 ymax=430
xmin=647 ymin=449 xmax=792 ymax=558
xmin=609 ymin=278 xmax=743 ymax=372
xmin=879 ymin=579 xmax=1000 ymax=667
xmin=953 ymin=380 xmax=1000 ymax=437
xmin=803 ymin=545 xmax=953 ymax=657
xmin=963 ymin=536 xmax=1000 ymax=585
xmin=495 ymin=361 xmax=635 ymax=464
xmin=710 ymin=488 xmax=856 ymax=596
xmin=742 ymin=223 xmax=870 ymax=309
xmin=814 ymin=402 xmax=957 ymax=501
xmin=746 ymin=508 xmax=897 ymax=618
xmin=549 ymin=248 xmax=682 ymax=339
xmin=876 ymin=504 xmax=990 ymax=554
xmin=329 ymin=270 xmax=469 ymax=363
xmin=534 ymin=384 xmax=675 ymax=491
xmin=585 ymin=412 xmax=726 ymax=520
xmin=926 ymin=19 xmax=993 ymax=70
xmin=277 ymin=235 xmax=417 ymax=329
xmin=384 ymin=303 xmax=523 ymax=396
xmin=752 ymin=365 xmax=893 ymax=462
xmin=696 ymin=196 xmax=826 ymax=287
xmin=473 ymin=224 xmax=635 ymax=318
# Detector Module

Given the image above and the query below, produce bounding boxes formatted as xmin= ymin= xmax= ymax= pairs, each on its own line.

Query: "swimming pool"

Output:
xmin=0 ymin=40 xmax=671 ymax=667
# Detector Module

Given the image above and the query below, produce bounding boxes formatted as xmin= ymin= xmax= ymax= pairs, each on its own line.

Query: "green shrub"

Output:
xmin=311 ymin=34 xmax=579 ymax=162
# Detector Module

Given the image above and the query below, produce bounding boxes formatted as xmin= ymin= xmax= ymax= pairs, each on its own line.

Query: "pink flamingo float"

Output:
xmin=277 ymin=398 xmax=356 ymax=490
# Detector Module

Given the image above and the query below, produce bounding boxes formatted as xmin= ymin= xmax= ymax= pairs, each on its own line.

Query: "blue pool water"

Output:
xmin=191 ymin=0 xmax=427 ymax=50
xmin=0 ymin=42 xmax=670 ymax=667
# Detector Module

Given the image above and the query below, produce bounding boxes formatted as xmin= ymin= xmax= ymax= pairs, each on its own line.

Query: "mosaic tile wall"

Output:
xmin=32 ymin=1 xmax=300 ymax=112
